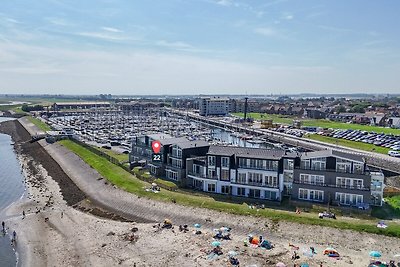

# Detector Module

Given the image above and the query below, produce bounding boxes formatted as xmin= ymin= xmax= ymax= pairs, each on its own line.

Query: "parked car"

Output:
xmin=388 ymin=150 xmax=400 ymax=157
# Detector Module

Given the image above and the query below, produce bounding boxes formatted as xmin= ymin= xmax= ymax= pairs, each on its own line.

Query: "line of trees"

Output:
xmin=21 ymin=104 xmax=44 ymax=112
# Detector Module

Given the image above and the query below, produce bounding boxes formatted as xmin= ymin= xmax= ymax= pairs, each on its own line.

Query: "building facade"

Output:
xmin=291 ymin=150 xmax=384 ymax=206
xmin=199 ymin=97 xmax=229 ymax=116
xmin=186 ymin=146 xmax=297 ymax=201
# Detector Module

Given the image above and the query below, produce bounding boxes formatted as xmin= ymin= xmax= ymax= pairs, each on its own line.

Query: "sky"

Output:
xmin=0 ymin=0 xmax=399 ymax=95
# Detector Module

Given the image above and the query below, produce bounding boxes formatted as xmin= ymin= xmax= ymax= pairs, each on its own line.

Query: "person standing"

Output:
xmin=1 ymin=221 xmax=5 ymax=232
xmin=22 ymin=210 xmax=25 ymax=219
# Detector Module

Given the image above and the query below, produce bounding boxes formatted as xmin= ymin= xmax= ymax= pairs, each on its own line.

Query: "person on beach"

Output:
xmin=2 ymin=221 xmax=5 ymax=232
xmin=22 ymin=210 xmax=25 ymax=219
xmin=61 ymin=211 xmax=63 ymax=218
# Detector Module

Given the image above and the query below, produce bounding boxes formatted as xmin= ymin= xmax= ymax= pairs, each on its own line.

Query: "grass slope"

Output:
xmin=59 ymin=139 xmax=400 ymax=237
xmin=306 ymin=134 xmax=390 ymax=154
xmin=27 ymin=116 xmax=51 ymax=131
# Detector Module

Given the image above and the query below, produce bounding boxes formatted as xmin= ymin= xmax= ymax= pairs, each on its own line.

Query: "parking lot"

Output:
xmin=315 ymin=129 xmax=400 ymax=156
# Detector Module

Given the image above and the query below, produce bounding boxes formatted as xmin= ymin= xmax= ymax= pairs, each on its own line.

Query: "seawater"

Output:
xmin=0 ymin=118 xmax=25 ymax=267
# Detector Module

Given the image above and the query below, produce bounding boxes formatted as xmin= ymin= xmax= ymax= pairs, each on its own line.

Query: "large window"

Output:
xmin=336 ymin=177 xmax=364 ymax=189
xmin=265 ymin=175 xmax=278 ymax=187
xmin=220 ymin=169 xmax=230 ymax=181
xmin=335 ymin=192 xmax=363 ymax=205
xmin=208 ymin=156 xmax=216 ymax=166
xmin=301 ymin=159 xmax=310 ymax=169
xmin=172 ymin=147 xmax=182 ymax=158
xmin=249 ymin=189 xmax=261 ymax=198
xmin=353 ymin=163 xmax=364 ymax=174
xmin=171 ymin=158 xmax=182 ymax=168
xmin=298 ymin=188 xmax=324 ymax=202
xmin=238 ymin=158 xmax=247 ymax=167
xmin=299 ymin=174 xmax=324 ymax=185
xmin=336 ymin=158 xmax=352 ymax=173
xmin=237 ymin=173 xmax=246 ymax=184
xmin=248 ymin=172 xmax=263 ymax=185
xmin=221 ymin=157 xmax=229 ymax=168
xmin=311 ymin=157 xmax=326 ymax=170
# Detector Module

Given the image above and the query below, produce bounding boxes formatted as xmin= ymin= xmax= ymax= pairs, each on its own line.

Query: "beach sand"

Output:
xmin=1 ymin=119 xmax=400 ymax=267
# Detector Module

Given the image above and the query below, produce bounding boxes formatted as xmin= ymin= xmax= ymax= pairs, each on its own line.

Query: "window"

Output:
xmin=172 ymin=147 xmax=182 ymax=158
xmin=335 ymin=193 xmax=363 ymax=205
xmin=283 ymin=159 xmax=294 ymax=170
xmin=221 ymin=185 xmax=230 ymax=194
xmin=171 ymin=158 xmax=182 ymax=168
xmin=220 ymin=169 xmax=230 ymax=181
xmin=249 ymin=189 xmax=260 ymax=198
xmin=238 ymin=158 xmax=247 ymax=167
xmin=208 ymin=156 xmax=216 ymax=166
xmin=299 ymin=174 xmax=324 ymax=185
xmin=208 ymin=169 xmax=216 ymax=179
xmin=237 ymin=187 xmax=246 ymax=196
xmin=298 ymin=188 xmax=323 ymax=202
xmin=248 ymin=172 xmax=263 ymax=185
xmin=336 ymin=177 xmax=364 ymax=189
xmin=336 ymin=158 xmax=352 ymax=173
xmin=311 ymin=157 xmax=326 ymax=170
xmin=221 ymin=157 xmax=229 ymax=168
xmin=237 ymin=173 xmax=246 ymax=184
xmin=207 ymin=183 xmax=216 ymax=192
xmin=166 ymin=170 xmax=178 ymax=181
xmin=265 ymin=175 xmax=278 ymax=187
xmin=353 ymin=163 xmax=364 ymax=174
xmin=301 ymin=159 xmax=310 ymax=169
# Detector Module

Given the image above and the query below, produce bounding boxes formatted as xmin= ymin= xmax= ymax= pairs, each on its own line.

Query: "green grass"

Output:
xmin=0 ymin=104 xmax=22 ymax=112
xmin=26 ymin=116 xmax=52 ymax=131
xmin=59 ymin=139 xmax=400 ymax=237
xmin=97 ymin=147 xmax=129 ymax=163
xmin=154 ymin=178 xmax=179 ymax=190
xmin=232 ymin=113 xmax=296 ymax=124
xmin=306 ymin=134 xmax=390 ymax=154
xmin=232 ymin=112 xmax=400 ymax=135
xmin=386 ymin=195 xmax=400 ymax=215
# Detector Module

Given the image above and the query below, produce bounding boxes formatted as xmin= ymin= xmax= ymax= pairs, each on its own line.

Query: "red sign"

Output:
xmin=152 ymin=140 xmax=161 ymax=154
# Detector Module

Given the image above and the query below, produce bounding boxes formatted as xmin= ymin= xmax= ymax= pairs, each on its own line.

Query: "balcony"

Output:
xmin=293 ymin=180 xmax=370 ymax=191
xmin=238 ymin=165 xmax=278 ymax=172
xmin=231 ymin=180 xmax=278 ymax=188
xmin=295 ymin=166 xmax=365 ymax=175
xmin=187 ymin=171 xmax=217 ymax=180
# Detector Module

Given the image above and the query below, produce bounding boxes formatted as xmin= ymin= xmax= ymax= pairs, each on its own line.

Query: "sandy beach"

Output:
xmin=1 ymin=118 xmax=400 ymax=267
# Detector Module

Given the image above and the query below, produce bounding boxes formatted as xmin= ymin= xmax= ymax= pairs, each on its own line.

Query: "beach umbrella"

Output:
xmin=369 ymin=251 xmax=382 ymax=258
xmin=300 ymin=263 xmax=309 ymax=267
xmin=151 ymin=182 xmax=157 ymax=186
xmin=276 ymin=262 xmax=286 ymax=267
xmin=228 ymin=251 xmax=238 ymax=257
xmin=211 ymin=241 xmax=221 ymax=247
xmin=194 ymin=223 xmax=201 ymax=228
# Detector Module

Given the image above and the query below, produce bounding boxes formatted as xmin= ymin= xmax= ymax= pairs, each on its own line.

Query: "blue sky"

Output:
xmin=0 ymin=0 xmax=399 ymax=95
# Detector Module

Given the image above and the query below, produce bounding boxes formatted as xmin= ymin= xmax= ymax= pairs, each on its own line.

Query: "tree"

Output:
xmin=335 ymin=105 xmax=346 ymax=113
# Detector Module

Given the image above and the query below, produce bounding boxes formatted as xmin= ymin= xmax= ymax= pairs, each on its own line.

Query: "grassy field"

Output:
xmin=27 ymin=116 xmax=52 ymax=131
xmin=232 ymin=113 xmax=400 ymax=135
xmin=306 ymin=134 xmax=390 ymax=154
xmin=97 ymin=147 xmax=129 ymax=163
xmin=232 ymin=113 xmax=295 ymax=124
xmin=59 ymin=139 xmax=400 ymax=237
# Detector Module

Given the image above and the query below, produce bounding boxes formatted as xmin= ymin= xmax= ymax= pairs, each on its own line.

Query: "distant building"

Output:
xmin=52 ymin=102 xmax=111 ymax=110
xmin=199 ymin=97 xmax=229 ymax=116
xmin=117 ymin=101 xmax=164 ymax=114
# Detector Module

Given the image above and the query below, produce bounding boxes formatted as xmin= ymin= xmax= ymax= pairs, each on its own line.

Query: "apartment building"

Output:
xmin=291 ymin=150 xmax=384 ymax=206
xmin=130 ymin=133 xmax=209 ymax=182
xmin=199 ymin=97 xmax=229 ymax=116
xmin=186 ymin=146 xmax=297 ymax=201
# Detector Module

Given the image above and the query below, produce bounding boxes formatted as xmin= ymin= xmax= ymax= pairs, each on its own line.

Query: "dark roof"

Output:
xmin=159 ymin=137 xmax=188 ymax=146
xmin=207 ymin=145 xmax=295 ymax=160
xmin=301 ymin=149 xmax=364 ymax=162
xmin=175 ymin=140 xmax=210 ymax=149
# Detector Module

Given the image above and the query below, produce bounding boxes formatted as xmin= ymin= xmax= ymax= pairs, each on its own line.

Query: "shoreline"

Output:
xmin=1 ymin=118 xmax=400 ymax=266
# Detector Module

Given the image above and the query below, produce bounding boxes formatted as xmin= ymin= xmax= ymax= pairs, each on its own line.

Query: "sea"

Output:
xmin=0 ymin=117 xmax=26 ymax=267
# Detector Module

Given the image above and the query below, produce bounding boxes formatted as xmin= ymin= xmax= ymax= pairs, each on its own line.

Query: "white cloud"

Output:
xmin=254 ymin=27 xmax=276 ymax=37
xmin=156 ymin=40 xmax=193 ymax=49
xmin=101 ymin=27 xmax=123 ymax=33
xmin=77 ymin=31 xmax=128 ymax=41
xmin=214 ymin=0 xmax=233 ymax=6
xmin=283 ymin=14 xmax=293 ymax=20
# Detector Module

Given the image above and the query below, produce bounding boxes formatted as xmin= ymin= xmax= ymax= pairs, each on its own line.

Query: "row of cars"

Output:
xmin=316 ymin=129 xmax=400 ymax=157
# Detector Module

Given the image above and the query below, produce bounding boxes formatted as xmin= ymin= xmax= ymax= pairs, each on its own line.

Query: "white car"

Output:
xmin=388 ymin=150 xmax=400 ymax=157
xmin=390 ymin=145 xmax=400 ymax=150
